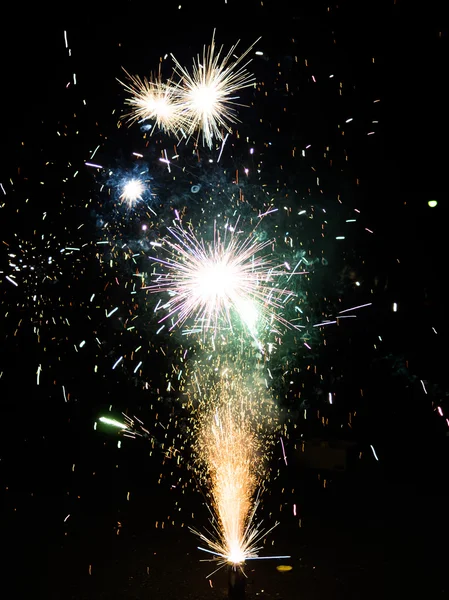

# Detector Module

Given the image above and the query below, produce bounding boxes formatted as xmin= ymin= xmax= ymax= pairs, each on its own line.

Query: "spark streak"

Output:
xmin=338 ymin=302 xmax=372 ymax=314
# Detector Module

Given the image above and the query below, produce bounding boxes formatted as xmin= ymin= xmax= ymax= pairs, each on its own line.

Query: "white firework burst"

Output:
xmin=171 ymin=32 xmax=260 ymax=147
xmin=118 ymin=68 xmax=187 ymax=135
xmin=119 ymin=178 xmax=145 ymax=205
xmin=144 ymin=221 xmax=295 ymax=337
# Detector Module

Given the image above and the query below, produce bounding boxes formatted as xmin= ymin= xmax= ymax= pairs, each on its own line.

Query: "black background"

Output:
xmin=1 ymin=1 xmax=448 ymax=598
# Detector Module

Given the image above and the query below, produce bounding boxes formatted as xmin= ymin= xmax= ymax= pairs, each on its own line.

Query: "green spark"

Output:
xmin=99 ymin=416 xmax=128 ymax=429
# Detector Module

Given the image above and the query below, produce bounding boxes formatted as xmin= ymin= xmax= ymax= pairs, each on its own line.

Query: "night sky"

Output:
xmin=1 ymin=2 xmax=448 ymax=599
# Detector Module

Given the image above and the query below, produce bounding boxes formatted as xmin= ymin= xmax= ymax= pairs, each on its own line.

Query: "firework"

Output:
xmin=195 ymin=402 xmax=260 ymax=567
xmin=119 ymin=178 xmax=145 ymax=205
xmin=145 ymin=220 xmax=297 ymax=340
xmin=171 ymin=32 xmax=259 ymax=148
xmin=118 ymin=68 xmax=187 ymax=136
xmin=190 ymin=372 xmax=289 ymax=576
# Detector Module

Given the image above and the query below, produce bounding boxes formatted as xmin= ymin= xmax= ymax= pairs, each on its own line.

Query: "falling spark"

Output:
xmin=217 ymin=133 xmax=229 ymax=163
xmin=280 ymin=436 xmax=287 ymax=465
xmin=338 ymin=303 xmax=372 ymax=314
xmin=112 ymin=356 xmax=123 ymax=370
xmin=5 ymin=275 xmax=18 ymax=287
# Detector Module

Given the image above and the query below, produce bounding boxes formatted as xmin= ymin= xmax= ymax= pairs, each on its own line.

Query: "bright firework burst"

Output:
xmin=118 ymin=68 xmax=186 ymax=135
xmin=144 ymin=220 xmax=298 ymax=340
xmin=119 ymin=178 xmax=145 ymax=205
xmin=171 ymin=32 xmax=260 ymax=148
